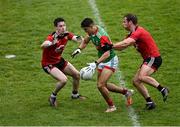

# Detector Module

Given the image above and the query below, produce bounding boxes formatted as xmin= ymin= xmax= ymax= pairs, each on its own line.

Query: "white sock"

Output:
xmin=51 ymin=94 xmax=56 ymax=98
xmin=72 ymin=93 xmax=79 ymax=98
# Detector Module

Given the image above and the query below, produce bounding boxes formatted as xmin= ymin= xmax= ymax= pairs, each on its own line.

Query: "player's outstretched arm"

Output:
xmin=72 ymin=35 xmax=84 ymax=43
xmin=113 ymin=38 xmax=135 ymax=51
xmin=71 ymin=35 xmax=90 ymax=58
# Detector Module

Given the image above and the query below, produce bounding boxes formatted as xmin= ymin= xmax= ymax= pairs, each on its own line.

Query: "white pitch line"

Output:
xmin=88 ymin=0 xmax=105 ymax=29
xmin=88 ymin=0 xmax=140 ymax=126
xmin=117 ymin=70 xmax=141 ymax=127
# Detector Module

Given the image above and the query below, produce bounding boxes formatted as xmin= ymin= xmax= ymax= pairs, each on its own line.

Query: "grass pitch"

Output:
xmin=0 ymin=0 xmax=180 ymax=126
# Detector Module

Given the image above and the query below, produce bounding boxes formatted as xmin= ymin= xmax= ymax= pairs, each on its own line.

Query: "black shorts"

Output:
xmin=143 ymin=56 xmax=162 ymax=70
xmin=42 ymin=58 xmax=68 ymax=74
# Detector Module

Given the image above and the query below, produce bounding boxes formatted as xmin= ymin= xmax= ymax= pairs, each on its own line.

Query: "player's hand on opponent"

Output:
xmin=76 ymin=36 xmax=84 ymax=43
xmin=71 ymin=48 xmax=81 ymax=58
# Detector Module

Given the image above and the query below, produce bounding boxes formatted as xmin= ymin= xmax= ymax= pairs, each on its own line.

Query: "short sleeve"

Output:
xmin=46 ymin=35 xmax=53 ymax=42
xmin=68 ymin=32 xmax=74 ymax=40
xmin=100 ymin=36 xmax=111 ymax=47
xmin=129 ymin=30 xmax=141 ymax=41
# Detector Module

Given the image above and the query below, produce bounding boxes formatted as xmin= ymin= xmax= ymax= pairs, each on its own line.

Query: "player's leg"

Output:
xmin=48 ymin=67 xmax=68 ymax=107
xmin=98 ymin=55 xmax=125 ymax=94
xmin=97 ymin=68 xmax=116 ymax=112
xmin=139 ymin=57 xmax=169 ymax=102
xmin=63 ymin=62 xmax=80 ymax=92
xmin=63 ymin=62 xmax=86 ymax=100
xmin=138 ymin=64 xmax=159 ymax=87
xmin=99 ymin=55 xmax=133 ymax=106
xmin=133 ymin=69 xmax=150 ymax=99
xmin=50 ymin=67 xmax=67 ymax=93
xmin=106 ymin=82 xmax=133 ymax=106
xmin=106 ymin=83 xmax=127 ymax=94
xmin=133 ymin=69 xmax=155 ymax=109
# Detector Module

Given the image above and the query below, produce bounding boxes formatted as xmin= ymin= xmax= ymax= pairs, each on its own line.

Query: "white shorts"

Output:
xmin=97 ymin=55 xmax=119 ymax=72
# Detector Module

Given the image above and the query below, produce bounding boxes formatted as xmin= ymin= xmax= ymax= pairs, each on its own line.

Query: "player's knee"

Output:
xmin=97 ymin=82 xmax=105 ymax=90
xmin=73 ymin=71 xmax=80 ymax=80
xmin=97 ymin=85 xmax=103 ymax=90
xmin=132 ymin=78 xmax=140 ymax=86
xmin=138 ymin=75 xmax=144 ymax=81
xmin=60 ymin=77 xmax=68 ymax=85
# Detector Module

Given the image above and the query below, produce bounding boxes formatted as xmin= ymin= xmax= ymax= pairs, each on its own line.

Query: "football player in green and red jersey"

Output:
xmin=72 ymin=18 xmax=133 ymax=112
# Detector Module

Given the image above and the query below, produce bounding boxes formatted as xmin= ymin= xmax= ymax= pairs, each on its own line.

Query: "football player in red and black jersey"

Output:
xmin=41 ymin=17 xmax=85 ymax=107
xmin=113 ymin=13 xmax=169 ymax=110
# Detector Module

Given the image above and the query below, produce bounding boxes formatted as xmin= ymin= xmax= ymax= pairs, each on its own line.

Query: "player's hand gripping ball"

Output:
xmin=80 ymin=66 xmax=95 ymax=80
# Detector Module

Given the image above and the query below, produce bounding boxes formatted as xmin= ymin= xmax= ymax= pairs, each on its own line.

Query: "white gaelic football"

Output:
xmin=80 ymin=66 xmax=95 ymax=80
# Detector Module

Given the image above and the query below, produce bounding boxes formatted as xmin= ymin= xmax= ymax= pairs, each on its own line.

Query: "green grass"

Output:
xmin=0 ymin=0 xmax=180 ymax=126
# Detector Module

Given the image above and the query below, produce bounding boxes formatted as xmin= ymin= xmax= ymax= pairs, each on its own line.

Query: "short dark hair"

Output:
xmin=54 ymin=17 xmax=65 ymax=26
xmin=124 ymin=13 xmax=138 ymax=25
xmin=81 ymin=18 xmax=94 ymax=27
